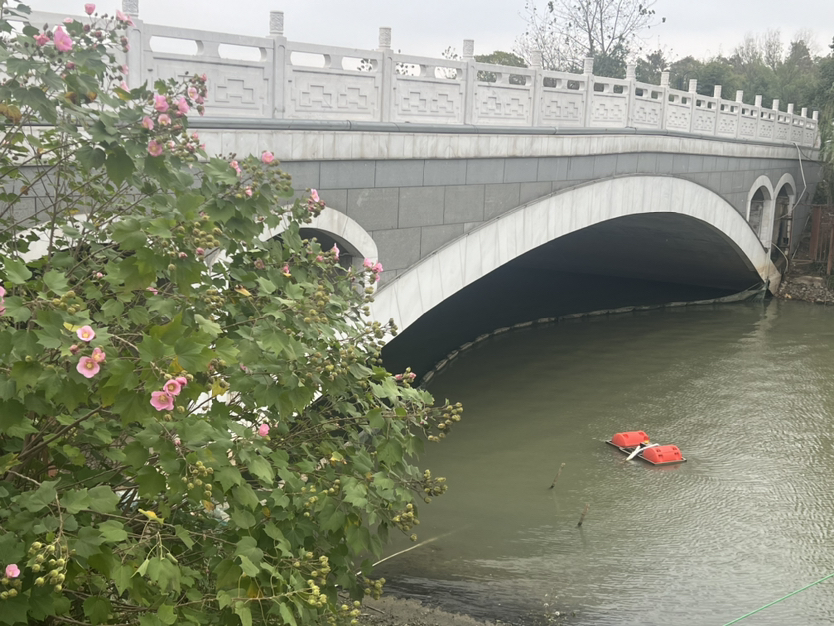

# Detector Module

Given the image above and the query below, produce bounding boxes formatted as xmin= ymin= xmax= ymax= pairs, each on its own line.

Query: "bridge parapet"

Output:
xmin=27 ymin=5 xmax=819 ymax=148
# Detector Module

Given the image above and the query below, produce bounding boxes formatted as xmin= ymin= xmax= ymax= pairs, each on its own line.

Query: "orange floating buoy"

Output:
xmin=640 ymin=444 xmax=685 ymax=465
xmin=610 ymin=431 xmax=650 ymax=448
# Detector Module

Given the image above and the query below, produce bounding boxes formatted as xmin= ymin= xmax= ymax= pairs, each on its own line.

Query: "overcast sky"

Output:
xmin=33 ymin=0 xmax=834 ymax=64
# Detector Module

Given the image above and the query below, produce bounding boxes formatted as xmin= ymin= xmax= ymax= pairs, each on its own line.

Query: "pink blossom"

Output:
xmin=178 ymin=251 xmax=187 ymax=259
xmin=163 ymin=379 xmax=182 ymax=396
xmin=191 ymin=132 xmax=199 ymax=140
xmin=282 ymin=264 xmax=291 ymax=277
xmin=34 ymin=33 xmax=49 ymax=46
xmin=373 ymin=262 xmax=383 ymax=273
xmin=116 ymin=9 xmax=134 ymax=26
xmin=167 ymin=141 xmax=175 ymax=149
xmin=196 ymin=247 xmax=205 ymax=256
xmin=77 ymin=356 xmax=100 ymax=378
xmin=245 ymin=187 xmax=253 ymax=197
xmin=261 ymin=151 xmax=274 ymax=164
xmin=95 ymin=272 xmax=104 ymax=278
xmin=64 ymin=17 xmax=74 ymax=23
xmin=258 ymin=423 xmax=270 ymax=437
xmin=174 ymin=437 xmax=181 ymax=446
xmin=150 ymin=391 xmax=174 ymax=412
xmin=332 ymin=244 xmax=339 ymax=260
xmin=230 ymin=160 xmax=241 ymax=175
xmin=76 ymin=325 xmax=95 ymax=342
xmin=195 ymin=95 xmax=205 ymax=105
xmin=157 ymin=113 xmax=171 ymax=126
xmin=316 ymin=255 xmax=323 ymax=261
xmin=394 ymin=374 xmax=403 ymax=381
xmin=69 ymin=344 xmax=79 ymax=355
xmin=153 ymin=94 xmax=169 ymax=113
xmin=363 ymin=258 xmax=374 ymax=269
xmin=254 ymin=259 xmax=266 ymax=270
xmin=119 ymin=81 xmax=129 ymax=91
xmin=84 ymin=3 xmax=95 ymax=14
xmin=175 ymin=376 xmax=188 ymax=387
xmin=53 ymin=26 xmax=73 ymax=52
xmin=4 ymin=564 xmax=20 ymax=579
xmin=177 ymin=97 xmax=189 ymax=115
xmin=121 ymin=64 xmax=129 ymax=75
xmin=91 ymin=347 xmax=106 ymax=363
xmin=201 ymin=73 xmax=208 ymax=81
xmin=147 ymin=140 xmax=164 ymax=157
xmin=0 ymin=286 xmax=5 ymax=298
xmin=146 ymin=286 xmax=159 ymax=295
xmin=141 ymin=116 xmax=154 ymax=130
xmin=310 ymin=189 xmax=320 ymax=203
xmin=187 ymin=86 xmax=198 ymax=99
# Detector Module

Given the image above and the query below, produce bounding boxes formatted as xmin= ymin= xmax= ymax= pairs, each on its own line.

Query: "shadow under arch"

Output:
xmin=373 ymin=176 xmax=780 ymax=372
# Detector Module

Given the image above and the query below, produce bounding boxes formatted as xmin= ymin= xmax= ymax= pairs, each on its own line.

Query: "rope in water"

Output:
xmin=722 ymin=571 xmax=834 ymax=625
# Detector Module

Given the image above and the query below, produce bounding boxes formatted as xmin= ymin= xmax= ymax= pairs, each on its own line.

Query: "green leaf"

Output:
xmin=43 ymin=269 xmax=69 ymax=295
xmin=279 ymin=603 xmax=297 ymax=626
xmin=61 ymin=489 xmax=91 ymax=514
xmin=22 ymin=479 xmax=58 ymax=512
xmin=234 ymin=602 xmax=253 ymax=626
xmin=237 ymin=555 xmax=259 ymax=577
xmin=3 ymin=259 xmax=31 ymax=284
xmin=214 ymin=559 xmax=242 ymax=589
xmin=74 ymin=526 xmax=105 ymax=558
xmin=157 ymin=604 xmax=177 ymax=626
xmin=88 ymin=485 xmax=120 ymax=513
xmin=106 ymin=146 xmax=135 ymax=186
xmin=83 ymin=596 xmax=111 ymax=625
xmin=229 ymin=508 xmax=256 ymax=528
xmin=246 ymin=455 xmax=274 ymax=486
xmin=98 ymin=520 xmax=128 ymax=543
xmin=232 ymin=484 xmax=259 ymax=510
xmin=137 ymin=466 xmax=166 ymax=497
xmin=194 ymin=314 xmax=222 ymax=338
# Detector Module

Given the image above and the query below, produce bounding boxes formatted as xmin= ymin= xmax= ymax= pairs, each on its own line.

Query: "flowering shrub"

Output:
xmin=0 ymin=4 xmax=461 ymax=625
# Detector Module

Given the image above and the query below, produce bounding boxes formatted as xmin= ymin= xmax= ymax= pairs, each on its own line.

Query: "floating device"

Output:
xmin=606 ymin=431 xmax=686 ymax=465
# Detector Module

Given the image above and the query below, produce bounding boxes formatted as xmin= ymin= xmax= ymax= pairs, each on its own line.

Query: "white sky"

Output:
xmin=32 ymin=0 xmax=834 ymax=64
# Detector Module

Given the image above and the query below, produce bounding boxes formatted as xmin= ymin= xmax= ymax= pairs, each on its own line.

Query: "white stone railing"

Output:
xmin=28 ymin=5 xmax=820 ymax=148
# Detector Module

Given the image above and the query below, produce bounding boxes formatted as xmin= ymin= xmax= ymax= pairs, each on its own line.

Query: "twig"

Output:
xmin=577 ymin=503 xmax=590 ymax=527
xmin=549 ymin=463 xmax=566 ymax=489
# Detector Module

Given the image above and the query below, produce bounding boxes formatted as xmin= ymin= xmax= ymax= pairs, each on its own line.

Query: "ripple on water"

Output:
xmin=377 ymin=302 xmax=834 ymax=625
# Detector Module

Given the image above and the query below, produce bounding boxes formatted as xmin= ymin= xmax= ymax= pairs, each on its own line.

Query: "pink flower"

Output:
xmin=230 ymin=160 xmax=241 ymax=176
xmin=394 ymin=374 xmax=403 ymax=381
xmin=69 ymin=344 xmax=79 ymax=355
xmin=254 ymin=259 xmax=265 ymax=270
xmin=282 ymin=264 xmax=291 ymax=277
xmin=316 ymin=255 xmax=323 ymax=261
xmin=146 ymin=286 xmax=159 ymax=295
xmin=163 ymin=379 xmax=182 ymax=396
xmin=196 ymin=95 xmax=205 ymax=104
xmin=245 ymin=187 xmax=253 ymax=197
xmin=5 ymin=564 xmax=20 ymax=579
xmin=332 ymin=244 xmax=339 ymax=260
xmin=116 ymin=9 xmax=134 ymax=25
xmin=84 ymin=3 xmax=95 ymax=14
xmin=158 ymin=113 xmax=171 ymax=126
xmin=261 ymin=151 xmax=274 ymax=164
xmin=177 ymin=97 xmax=190 ymax=115
xmin=153 ymin=94 xmax=169 ymax=113
xmin=141 ymin=116 xmax=154 ymax=130
xmin=191 ymin=132 xmax=199 ymax=140
xmin=178 ymin=251 xmax=187 ymax=259
xmin=373 ymin=262 xmax=383 ymax=273
xmin=77 ymin=325 xmax=95 ymax=342
xmin=34 ymin=33 xmax=49 ymax=46
xmin=91 ymin=347 xmax=106 ymax=363
xmin=121 ymin=64 xmax=129 ymax=75
xmin=174 ymin=437 xmax=181 ymax=446
xmin=201 ymin=73 xmax=208 ymax=81
xmin=258 ymin=424 xmax=270 ymax=437
xmin=147 ymin=140 xmax=163 ymax=157
xmin=363 ymin=258 xmax=374 ymax=269
xmin=53 ymin=26 xmax=73 ymax=52
xmin=187 ymin=86 xmax=198 ymax=99
xmin=175 ymin=376 xmax=188 ymax=387
xmin=0 ymin=286 xmax=5 ymax=298
xmin=196 ymin=247 xmax=205 ymax=256
xmin=95 ymin=272 xmax=103 ymax=278
xmin=64 ymin=17 xmax=74 ymax=23
xmin=77 ymin=356 xmax=100 ymax=378
xmin=150 ymin=391 xmax=174 ymax=412
xmin=119 ymin=80 xmax=129 ymax=91
xmin=310 ymin=189 xmax=320 ymax=203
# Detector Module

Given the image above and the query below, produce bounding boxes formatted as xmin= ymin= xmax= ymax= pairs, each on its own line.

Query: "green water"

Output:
xmin=377 ymin=300 xmax=834 ymax=625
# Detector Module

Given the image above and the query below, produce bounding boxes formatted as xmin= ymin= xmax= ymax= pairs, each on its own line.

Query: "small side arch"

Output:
xmin=746 ymin=175 xmax=775 ymax=247
xmin=772 ymin=173 xmax=797 ymax=249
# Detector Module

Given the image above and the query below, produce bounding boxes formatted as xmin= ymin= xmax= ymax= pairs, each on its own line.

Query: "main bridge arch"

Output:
xmin=372 ymin=175 xmax=780 ymax=334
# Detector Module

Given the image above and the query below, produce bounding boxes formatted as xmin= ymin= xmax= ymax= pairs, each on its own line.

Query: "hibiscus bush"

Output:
xmin=0 ymin=4 xmax=461 ymax=625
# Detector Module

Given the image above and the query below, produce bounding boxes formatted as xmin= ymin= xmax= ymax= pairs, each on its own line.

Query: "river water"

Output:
xmin=376 ymin=300 xmax=834 ymax=625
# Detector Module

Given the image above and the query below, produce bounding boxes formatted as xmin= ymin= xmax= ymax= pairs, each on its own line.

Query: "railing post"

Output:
xmin=462 ymin=38 xmax=476 ymax=124
xmin=712 ymin=84 xmax=721 ymax=137
xmin=122 ymin=0 xmax=142 ymax=89
xmin=583 ymin=57 xmax=595 ymax=127
xmin=378 ymin=27 xmax=394 ymax=123
xmin=734 ymin=90 xmax=743 ymax=139
xmin=269 ymin=11 xmax=287 ymax=119
xmin=754 ymin=94 xmax=763 ymax=139
xmin=530 ymin=49 xmax=543 ymax=127
xmin=625 ymin=63 xmax=636 ymax=128
xmin=659 ymin=70 xmax=669 ymax=131
xmin=688 ymin=79 xmax=697 ymax=134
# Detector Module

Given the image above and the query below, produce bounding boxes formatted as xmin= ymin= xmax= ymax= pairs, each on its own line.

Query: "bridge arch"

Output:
xmin=746 ymin=175 xmax=775 ymax=246
xmin=372 ymin=175 xmax=779 ymax=334
xmin=772 ymin=173 xmax=797 ymax=248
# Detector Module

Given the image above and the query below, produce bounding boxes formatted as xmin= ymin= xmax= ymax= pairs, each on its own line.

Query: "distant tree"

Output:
xmin=474 ymin=51 xmax=527 ymax=85
xmin=515 ymin=0 xmax=663 ymax=73
xmin=636 ymin=49 xmax=669 ymax=85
